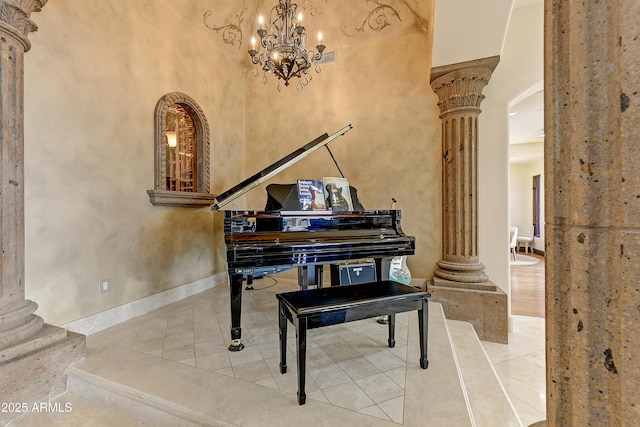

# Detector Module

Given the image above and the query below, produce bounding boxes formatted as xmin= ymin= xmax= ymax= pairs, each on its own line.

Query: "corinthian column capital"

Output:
xmin=430 ymin=55 xmax=500 ymax=115
xmin=0 ymin=0 xmax=47 ymax=51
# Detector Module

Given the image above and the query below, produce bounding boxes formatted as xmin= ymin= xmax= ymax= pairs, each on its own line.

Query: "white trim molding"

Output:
xmin=61 ymin=273 xmax=227 ymax=336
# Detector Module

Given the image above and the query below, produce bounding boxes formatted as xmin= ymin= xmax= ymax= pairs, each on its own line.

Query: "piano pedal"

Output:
xmin=376 ymin=316 xmax=389 ymax=325
xmin=228 ymin=340 xmax=245 ymax=352
xmin=245 ymin=275 xmax=254 ymax=291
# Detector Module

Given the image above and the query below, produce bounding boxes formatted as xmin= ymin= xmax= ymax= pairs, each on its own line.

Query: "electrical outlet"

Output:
xmin=99 ymin=279 xmax=109 ymax=294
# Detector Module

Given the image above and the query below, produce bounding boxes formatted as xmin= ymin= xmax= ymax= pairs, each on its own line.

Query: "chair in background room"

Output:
xmin=517 ymin=225 xmax=534 ymax=254
xmin=509 ymin=227 xmax=518 ymax=261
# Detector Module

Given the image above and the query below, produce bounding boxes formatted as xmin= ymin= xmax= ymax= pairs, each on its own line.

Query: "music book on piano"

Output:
xmin=323 ymin=176 xmax=353 ymax=211
xmin=296 ymin=179 xmax=326 ymax=210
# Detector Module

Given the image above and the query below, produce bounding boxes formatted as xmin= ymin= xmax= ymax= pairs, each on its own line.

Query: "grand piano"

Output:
xmin=212 ymin=125 xmax=416 ymax=351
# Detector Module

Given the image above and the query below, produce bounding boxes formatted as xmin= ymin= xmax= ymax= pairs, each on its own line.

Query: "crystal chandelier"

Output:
xmin=249 ymin=0 xmax=326 ymax=91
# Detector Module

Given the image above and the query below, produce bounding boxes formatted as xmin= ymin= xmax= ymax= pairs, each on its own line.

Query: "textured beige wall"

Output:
xmin=23 ymin=0 xmax=245 ymax=325
xmin=21 ymin=0 xmax=439 ymax=325
xmin=242 ymin=4 xmax=440 ymax=279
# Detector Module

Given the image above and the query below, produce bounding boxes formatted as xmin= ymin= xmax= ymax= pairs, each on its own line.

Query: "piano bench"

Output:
xmin=276 ymin=280 xmax=430 ymax=405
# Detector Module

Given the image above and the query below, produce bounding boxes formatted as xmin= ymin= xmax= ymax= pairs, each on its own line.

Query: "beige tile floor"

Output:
xmin=10 ymin=274 xmax=546 ymax=426
xmin=83 ymin=275 xmax=546 ymax=426
xmin=88 ymin=276 xmax=415 ymax=422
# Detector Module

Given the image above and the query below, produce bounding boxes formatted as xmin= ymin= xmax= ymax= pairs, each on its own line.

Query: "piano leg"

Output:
xmin=228 ymin=272 xmax=245 ymax=351
xmin=374 ymin=257 xmax=383 ymax=281
xmin=297 ymin=265 xmax=324 ymax=289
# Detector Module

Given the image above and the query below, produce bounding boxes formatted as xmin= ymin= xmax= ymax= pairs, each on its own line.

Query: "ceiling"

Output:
xmin=509 ymin=89 xmax=544 ymax=145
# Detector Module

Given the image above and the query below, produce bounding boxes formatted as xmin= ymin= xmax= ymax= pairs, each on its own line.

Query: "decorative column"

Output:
xmin=429 ymin=56 xmax=507 ymax=343
xmin=0 ymin=2 xmax=84 ymax=424
xmin=544 ymin=0 xmax=640 ymax=425
xmin=0 ymin=0 xmax=45 ymax=349
xmin=430 ymin=56 xmax=498 ymax=283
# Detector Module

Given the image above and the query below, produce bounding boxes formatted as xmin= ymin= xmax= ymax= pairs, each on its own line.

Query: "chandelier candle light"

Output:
xmin=249 ymin=0 xmax=326 ymax=91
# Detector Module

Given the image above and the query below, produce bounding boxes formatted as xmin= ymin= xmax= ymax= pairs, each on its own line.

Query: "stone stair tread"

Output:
xmin=447 ymin=319 xmax=523 ymax=427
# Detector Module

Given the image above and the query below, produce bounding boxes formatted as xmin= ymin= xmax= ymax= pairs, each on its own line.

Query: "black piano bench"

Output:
xmin=276 ymin=280 xmax=430 ymax=405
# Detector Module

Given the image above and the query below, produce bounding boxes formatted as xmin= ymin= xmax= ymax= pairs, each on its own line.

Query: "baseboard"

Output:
xmin=60 ymin=273 xmax=228 ymax=336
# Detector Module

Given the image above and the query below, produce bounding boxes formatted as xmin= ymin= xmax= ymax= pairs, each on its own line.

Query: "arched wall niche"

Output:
xmin=147 ymin=92 xmax=216 ymax=207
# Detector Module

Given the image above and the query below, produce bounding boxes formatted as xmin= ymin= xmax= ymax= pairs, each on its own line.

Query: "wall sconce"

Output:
xmin=166 ymin=131 xmax=177 ymax=148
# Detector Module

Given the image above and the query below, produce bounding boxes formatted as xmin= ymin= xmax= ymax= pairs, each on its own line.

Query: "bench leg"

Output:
xmin=418 ymin=298 xmax=429 ymax=369
xmin=388 ymin=314 xmax=396 ymax=348
xmin=279 ymin=301 xmax=288 ymax=374
xmin=296 ymin=317 xmax=307 ymax=405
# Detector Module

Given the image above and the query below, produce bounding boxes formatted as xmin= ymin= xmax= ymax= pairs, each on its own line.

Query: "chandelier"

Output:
xmin=249 ymin=0 xmax=326 ymax=91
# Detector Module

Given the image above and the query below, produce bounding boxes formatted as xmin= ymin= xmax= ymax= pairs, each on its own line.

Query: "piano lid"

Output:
xmin=212 ymin=124 xmax=353 ymax=210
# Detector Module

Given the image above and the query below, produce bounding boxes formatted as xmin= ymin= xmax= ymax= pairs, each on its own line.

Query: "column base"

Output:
xmin=435 ymin=260 xmax=489 ymax=283
xmin=0 ymin=300 xmax=44 ymax=349
xmin=428 ymin=277 xmax=508 ymax=343
xmin=0 ymin=324 xmax=85 ymax=425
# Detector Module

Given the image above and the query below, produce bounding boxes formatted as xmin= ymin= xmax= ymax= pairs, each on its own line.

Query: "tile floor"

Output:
xmin=88 ymin=276 xmax=414 ymax=423
xmin=82 ymin=274 xmax=546 ymax=426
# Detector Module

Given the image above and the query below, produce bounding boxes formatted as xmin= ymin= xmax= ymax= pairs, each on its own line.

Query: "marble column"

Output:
xmin=428 ymin=56 xmax=507 ymax=343
xmin=544 ymin=0 xmax=640 ymax=425
xmin=0 ymin=1 xmax=84 ymax=424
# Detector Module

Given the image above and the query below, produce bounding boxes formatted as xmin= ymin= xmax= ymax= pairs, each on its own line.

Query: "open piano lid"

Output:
xmin=211 ymin=124 xmax=353 ymax=210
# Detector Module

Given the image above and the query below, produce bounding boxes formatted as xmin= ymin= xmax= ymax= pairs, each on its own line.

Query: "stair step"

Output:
xmin=447 ymin=319 xmax=523 ymax=427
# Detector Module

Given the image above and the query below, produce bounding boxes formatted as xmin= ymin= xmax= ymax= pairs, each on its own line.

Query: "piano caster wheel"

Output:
xmin=420 ymin=358 xmax=429 ymax=369
xmin=228 ymin=340 xmax=245 ymax=352
xmin=245 ymin=285 xmax=254 ymax=290
xmin=376 ymin=316 xmax=389 ymax=325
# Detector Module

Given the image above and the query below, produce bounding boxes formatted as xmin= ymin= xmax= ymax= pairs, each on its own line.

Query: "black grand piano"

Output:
xmin=212 ymin=125 xmax=416 ymax=351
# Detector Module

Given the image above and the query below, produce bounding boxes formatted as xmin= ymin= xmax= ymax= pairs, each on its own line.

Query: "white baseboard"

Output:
xmin=61 ymin=273 xmax=227 ymax=336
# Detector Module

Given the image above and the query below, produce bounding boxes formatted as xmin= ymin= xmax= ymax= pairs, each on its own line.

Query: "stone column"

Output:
xmin=0 ymin=0 xmax=45 ymax=350
xmin=0 ymin=2 xmax=84 ymax=424
xmin=430 ymin=56 xmax=499 ymax=283
xmin=428 ymin=56 xmax=507 ymax=343
xmin=544 ymin=0 xmax=640 ymax=425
